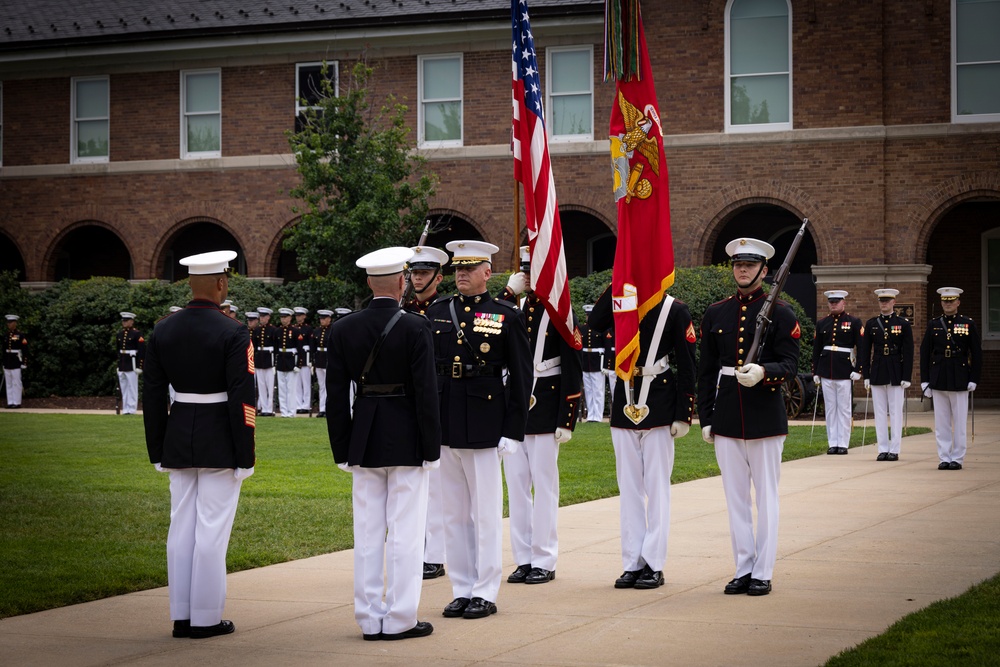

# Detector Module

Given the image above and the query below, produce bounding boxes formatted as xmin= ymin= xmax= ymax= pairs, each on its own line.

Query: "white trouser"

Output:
xmin=872 ymin=384 xmax=904 ymax=454
xmin=932 ymin=390 xmax=970 ymax=464
xmin=352 ymin=465 xmax=429 ymax=636
xmin=606 ymin=371 xmax=617 ymax=398
xmin=277 ymin=371 xmax=298 ymax=417
xmin=118 ymin=370 xmax=139 ymax=414
xmin=714 ymin=435 xmax=784 ymax=581
xmin=315 ymin=368 xmax=327 ymax=414
xmin=441 ymin=445 xmax=503 ymax=603
xmin=424 ymin=465 xmax=447 ymax=564
xmin=256 ymin=367 xmax=275 ymax=413
xmin=583 ymin=371 xmax=605 ymax=421
xmin=611 ymin=425 xmax=674 ymax=572
xmin=503 ymin=433 xmax=560 ymax=571
xmin=4 ymin=367 xmax=23 ymax=405
xmin=297 ymin=366 xmax=312 ymax=411
xmin=167 ymin=468 xmax=243 ymax=626
xmin=820 ymin=378 xmax=852 ymax=447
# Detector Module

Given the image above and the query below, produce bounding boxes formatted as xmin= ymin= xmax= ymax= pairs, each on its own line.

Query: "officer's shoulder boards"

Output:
xmin=494 ymin=298 xmax=518 ymax=311
xmin=403 ymin=310 xmax=429 ymax=322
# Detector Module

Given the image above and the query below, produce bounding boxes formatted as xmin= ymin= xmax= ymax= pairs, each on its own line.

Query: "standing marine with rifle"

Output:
xmin=697 ymin=224 xmax=806 ymax=598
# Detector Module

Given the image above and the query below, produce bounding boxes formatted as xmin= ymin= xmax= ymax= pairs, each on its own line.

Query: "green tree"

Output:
xmin=284 ymin=61 xmax=437 ymax=304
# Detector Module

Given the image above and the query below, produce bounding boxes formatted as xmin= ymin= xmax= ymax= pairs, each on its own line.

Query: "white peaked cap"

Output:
xmin=356 ymin=247 xmax=414 ymax=276
xmin=179 ymin=250 xmax=237 ymax=275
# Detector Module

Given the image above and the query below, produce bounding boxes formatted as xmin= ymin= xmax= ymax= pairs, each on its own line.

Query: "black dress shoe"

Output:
xmin=462 ymin=597 xmax=497 ymax=619
xmin=382 ymin=621 xmax=434 ymax=640
xmin=443 ymin=597 xmax=471 ymax=617
xmin=615 ymin=569 xmax=643 ymax=589
xmin=876 ymin=452 xmax=888 ymax=461
xmin=887 ymin=453 xmax=899 ymax=461
xmin=525 ymin=567 xmax=555 ymax=584
xmin=938 ymin=461 xmax=951 ymax=470
xmin=362 ymin=632 xmax=382 ymax=641
xmin=950 ymin=461 xmax=963 ymax=470
xmin=724 ymin=573 xmax=751 ymax=595
xmin=423 ymin=562 xmax=446 ymax=580
xmin=747 ymin=579 xmax=772 ymax=596
xmin=634 ymin=566 xmax=664 ymax=589
xmin=827 ymin=447 xmax=838 ymax=455
xmin=507 ymin=563 xmax=532 ymax=583
xmin=189 ymin=620 xmax=235 ymax=639
xmin=837 ymin=447 xmax=848 ymax=455
xmin=317 ymin=412 xmax=326 ymax=418
xmin=172 ymin=620 xmax=191 ymax=638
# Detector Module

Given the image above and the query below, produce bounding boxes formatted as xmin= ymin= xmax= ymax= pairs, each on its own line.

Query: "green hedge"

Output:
xmin=0 ymin=265 xmax=815 ymax=398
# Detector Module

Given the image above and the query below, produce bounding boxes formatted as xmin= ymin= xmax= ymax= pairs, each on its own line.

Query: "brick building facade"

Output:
xmin=1 ymin=0 xmax=999 ymax=396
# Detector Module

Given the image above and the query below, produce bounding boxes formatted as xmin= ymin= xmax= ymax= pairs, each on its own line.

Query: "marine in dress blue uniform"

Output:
xmin=293 ymin=307 xmax=314 ymax=412
xmin=590 ymin=282 xmax=697 ymax=590
xmin=697 ymin=238 xmax=800 ymax=597
xmin=498 ymin=246 xmax=582 ymax=586
xmin=579 ymin=304 xmax=607 ymax=422
xmin=327 ymin=247 xmax=440 ymax=641
xmin=812 ymin=290 xmax=864 ymax=455
xmin=142 ymin=250 xmax=256 ymax=640
xmin=426 ymin=240 xmax=531 ymax=620
xmin=274 ymin=308 xmax=302 ymax=417
xmin=253 ymin=307 xmax=277 ymax=416
xmin=858 ymin=289 xmax=913 ymax=460
xmin=312 ymin=309 xmax=334 ymax=418
xmin=4 ymin=314 xmax=26 ymax=408
xmin=403 ymin=245 xmax=450 ymax=581
xmin=920 ymin=287 xmax=982 ymax=470
xmin=116 ymin=312 xmax=145 ymax=414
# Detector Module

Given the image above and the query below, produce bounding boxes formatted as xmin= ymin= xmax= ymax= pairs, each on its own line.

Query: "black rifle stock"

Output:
xmin=743 ymin=217 xmax=810 ymax=367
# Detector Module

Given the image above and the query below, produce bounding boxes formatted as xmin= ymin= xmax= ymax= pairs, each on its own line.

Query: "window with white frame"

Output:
xmin=418 ymin=54 xmax=462 ymax=147
xmin=725 ymin=0 xmax=792 ymax=132
xmin=546 ymin=46 xmax=593 ymax=141
xmin=982 ymin=228 xmax=1000 ymax=338
xmin=296 ymin=61 xmax=338 ymax=132
xmin=953 ymin=0 xmax=1000 ymax=122
xmin=181 ymin=69 xmax=221 ymax=158
xmin=71 ymin=76 xmax=110 ymax=163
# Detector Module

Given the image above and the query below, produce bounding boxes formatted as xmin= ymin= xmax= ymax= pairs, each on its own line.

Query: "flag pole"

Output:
xmin=512 ymin=178 xmax=521 ymax=272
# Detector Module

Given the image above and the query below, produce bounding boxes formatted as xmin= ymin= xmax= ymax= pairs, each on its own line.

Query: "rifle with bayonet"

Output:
xmin=401 ymin=219 xmax=432 ymax=307
xmin=743 ymin=217 xmax=810 ymax=367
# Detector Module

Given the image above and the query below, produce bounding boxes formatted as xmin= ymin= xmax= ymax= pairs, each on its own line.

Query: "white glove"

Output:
xmin=337 ymin=462 xmax=354 ymax=473
xmin=670 ymin=421 xmax=690 ymax=439
xmin=422 ymin=459 xmax=440 ymax=470
xmin=554 ymin=428 xmax=572 ymax=444
xmin=863 ymin=379 xmax=870 ymax=390
xmin=293 ymin=367 xmax=300 ymax=373
xmin=135 ymin=368 xmax=143 ymax=375
xmin=506 ymin=272 xmax=528 ymax=295
xmin=153 ymin=463 xmax=166 ymax=473
xmin=850 ymin=372 xmax=861 ymax=381
xmin=736 ymin=363 xmax=765 ymax=387
xmin=813 ymin=375 xmax=820 ymax=385
xmin=234 ymin=467 xmax=255 ymax=481
xmin=921 ymin=382 xmax=932 ymax=398
xmin=900 ymin=380 xmax=911 ymax=389
xmin=497 ymin=437 xmax=520 ymax=456
xmin=701 ymin=425 xmax=714 ymax=444
xmin=21 ymin=364 xmax=27 ymax=370
xmin=968 ymin=382 xmax=977 ymax=392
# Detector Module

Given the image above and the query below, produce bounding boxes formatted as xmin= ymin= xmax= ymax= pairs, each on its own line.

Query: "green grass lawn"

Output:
xmin=0 ymin=413 xmax=929 ymax=620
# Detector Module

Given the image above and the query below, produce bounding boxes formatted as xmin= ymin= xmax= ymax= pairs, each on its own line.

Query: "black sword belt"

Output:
xmin=436 ymin=362 xmax=504 ymax=379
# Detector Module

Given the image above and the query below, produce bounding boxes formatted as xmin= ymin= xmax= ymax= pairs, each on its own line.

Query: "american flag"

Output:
xmin=512 ymin=0 xmax=581 ymax=350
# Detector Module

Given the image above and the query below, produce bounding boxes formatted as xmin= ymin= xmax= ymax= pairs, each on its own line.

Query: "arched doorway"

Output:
xmin=926 ymin=200 xmax=1000 ymax=335
xmin=711 ymin=204 xmax=818 ymax=319
xmin=0 ymin=232 xmax=26 ymax=281
xmin=49 ymin=224 xmax=132 ymax=280
xmin=560 ymin=209 xmax=614 ymax=277
xmin=159 ymin=220 xmax=244 ymax=281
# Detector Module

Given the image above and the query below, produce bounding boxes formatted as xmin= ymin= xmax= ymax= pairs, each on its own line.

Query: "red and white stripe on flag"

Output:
xmin=511 ymin=0 xmax=581 ymax=350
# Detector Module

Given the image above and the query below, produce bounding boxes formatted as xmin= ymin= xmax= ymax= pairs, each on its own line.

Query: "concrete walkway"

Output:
xmin=3 ymin=411 xmax=999 ymax=666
